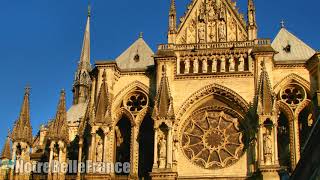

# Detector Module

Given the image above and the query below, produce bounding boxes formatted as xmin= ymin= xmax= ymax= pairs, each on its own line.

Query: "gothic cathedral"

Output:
xmin=1 ymin=0 xmax=320 ymax=179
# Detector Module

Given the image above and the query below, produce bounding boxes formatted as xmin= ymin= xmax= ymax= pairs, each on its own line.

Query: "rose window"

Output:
xmin=125 ymin=92 xmax=147 ymax=113
xmin=280 ymin=84 xmax=305 ymax=106
xmin=181 ymin=110 xmax=244 ymax=169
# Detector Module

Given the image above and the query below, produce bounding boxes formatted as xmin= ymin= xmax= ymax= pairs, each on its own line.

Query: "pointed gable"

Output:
xmin=48 ymin=90 xmax=69 ymax=143
xmin=257 ymin=63 xmax=273 ymax=115
xmin=272 ymin=28 xmax=316 ymax=62
xmin=175 ymin=0 xmax=248 ymax=44
xmin=116 ymin=36 xmax=154 ymax=70
xmin=95 ymin=70 xmax=111 ymax=124
xmin=152 ymin=66 xmax=175 ymax=120
xmin=12 ymin=87 xmax=33 ymax=145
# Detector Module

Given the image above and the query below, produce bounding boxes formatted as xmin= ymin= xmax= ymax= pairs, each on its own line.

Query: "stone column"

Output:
xmin=273 ymin=124 xmax=279 ymax=165
xmin=153 ymin=128 xmax=158 ymax=168
xmin=91 ymin=132 xmax=96 ymax=162
xmin=77 ymin=139 xmax=83 ymax=180
xmin=90 ymin=78 xmax=96 ymax=106
xmin=259 ymin=125 xmax=264 ymax=165
xmin=238 ymin=54 xmax=245 ymax=71
xmin=48 ymin=141 xmax=55 ymax=177
xmin=293 ymin=117 xmax=300 ymax=166
xmin=220 ymin=56 xmax=226 ymax=72
xmin=212 ymin=57 xmax=217 ymax=72
xmin=185 ymin=59 xmax=190 ymax=74
xmin=167 ymin=128 xmax=173 ymax=168
xmin=193 ymin=58 xmax=199 ymax=73
xmin=103 ymin=133 xmax=108 ymax=163
xmin=177 ymin=58 xmax=180 ymax=75
xmin=9 ymin=144 xmax=17 ymax=180
xmin=202 ymin=58 xmax=208 ymax=73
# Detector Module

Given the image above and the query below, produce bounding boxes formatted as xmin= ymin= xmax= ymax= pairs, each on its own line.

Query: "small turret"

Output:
xmin=247 ymin=0 xmax=257 ymax=40
xmin=168 ymin=0 xmax=177 ymax=44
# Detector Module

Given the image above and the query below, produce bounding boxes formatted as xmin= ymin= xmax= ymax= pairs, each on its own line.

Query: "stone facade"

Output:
xmin=1 ymin=0 xmax=319 ymax=180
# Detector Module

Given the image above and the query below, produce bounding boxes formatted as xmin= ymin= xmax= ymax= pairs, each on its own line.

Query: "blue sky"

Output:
xmin=0 ymin=0 xmax=319 ymax=148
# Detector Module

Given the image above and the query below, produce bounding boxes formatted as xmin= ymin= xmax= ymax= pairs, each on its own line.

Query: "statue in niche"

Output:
xmin=198 ymin=2 xmax=206 ymax=22
xmin=185 ymin=60 xmax=190 ymax=74
xmin=96 ymin=137 xmax=103 ymax=162
xmin=16 ymin=147 xmax=22 ymax=160
xmin=158 ymin=134 xmax=167 ymax=168
xmin=53 ymin=146 xmax=59 ymax=161
xmin=218 ymin=21 xmax=226 ymax=42
xmin=198 ymin=23 xmax=206 ymax=43
xmin=219 ymin=4 xmax=225 ymax=20
xmin=208 ymin=22 xmax=216 ymax=42
xmin=193 ymin=59 xmax=199 ymax=73
xmin=238 ymin=55 xmax=245 ymax=71
xmin=263 ymin=129 xmax=272 ymax=164
xmin=229 ymin=56 xmax=235 ymax=72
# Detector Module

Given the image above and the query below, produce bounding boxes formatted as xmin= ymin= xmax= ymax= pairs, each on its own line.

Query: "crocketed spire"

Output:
xmin=256 ymin=62 xmax=273 ymax=115
xmin=12 ymin=87 xmax=33 ymax=145
xmin=152 ymin=65 xmax=175 ymax=120
xmin=1 ymin=130 xmax=11 ymax=160
xmin=95 ymin=70 xmax=111 ymax=124
xmin=48 ymin=90 xmax=69 ymax=143
xmin=73 ymin=5 xmax=92 ymax=104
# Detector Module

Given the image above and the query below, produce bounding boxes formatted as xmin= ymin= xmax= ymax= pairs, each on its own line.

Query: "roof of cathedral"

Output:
xmin=67 ymin=102 xmax=88 ymax=126
xmin=272 ymin=27 xmax=316 ymax=62
xmin=116 ymin=35 xmax=154 ymax=70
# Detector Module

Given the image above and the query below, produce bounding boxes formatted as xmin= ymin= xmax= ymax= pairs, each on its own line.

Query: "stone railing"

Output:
xmin=158 ymin=39 xmax=271 ymax=51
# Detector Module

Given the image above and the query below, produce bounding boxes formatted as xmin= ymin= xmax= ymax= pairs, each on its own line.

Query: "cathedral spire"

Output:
xmin=168 ymin=0 xmax=177 ymax=44
xmin=247 ymin=0 xmax=257 ymax=40
xmin=49 ymin=90 xmax=69 ymax=143
xmin=1 ymin=130 xmax=11 ymax=160
xmin=12 ymin=87 xmax=33 ymax=145
xmin=152 ymin=65 xmax=175 ymax=120
xmin=73 ymin=5 xmax=92 ymax=104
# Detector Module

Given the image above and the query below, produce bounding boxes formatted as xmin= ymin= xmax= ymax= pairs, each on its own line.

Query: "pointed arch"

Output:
xmin=175 ymin=83 xmax=250 ymax=132
xmin=273 ymin=73 xmax=311 ymax=95
xmin=275 ymin=101 xmax=294 ymax=122
xmin=113 ymin=107 xmax=136 ymax=127
xmin=112 ymin=81 xmax=149 ymax=112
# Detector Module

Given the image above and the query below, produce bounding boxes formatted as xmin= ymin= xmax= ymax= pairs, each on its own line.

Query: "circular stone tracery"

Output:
xmin=280 ymin=84 xmax=306 ymax=106
xmin=181 ymin=109 xmax=244 ymax=169
xmin=204 ymin=129 xmax=225 ymax=150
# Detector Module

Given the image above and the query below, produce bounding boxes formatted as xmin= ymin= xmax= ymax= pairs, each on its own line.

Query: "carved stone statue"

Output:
xmin=238 ymin=55 xmax=245 ymax=71
xmin=96 ymin=138 xmax=103 ymax=162
xmin=212 ymin=57 xmax=217 ymax=72
xmin=202 ymin=59 xmax=208 ymax=73
xmin=158 ymin=137 xmax=167 ymax=168
xmin=193 ymin=59 xmax=199 ymax=73
xmin=198 ymin=23 xmax=206 ymax=43
xmin=185 ymin=60 xmax=190 ymax=74
xmin=218 ymin=21 xmax=226 ymax=42
xmin=229 ymin=56 xmax=235 ymax=72
xmin=263 ymin=130 xmax=272 ymax=164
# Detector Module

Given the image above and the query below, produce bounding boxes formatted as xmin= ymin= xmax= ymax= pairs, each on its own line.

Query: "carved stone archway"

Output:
xmin=175 ymin=83 xmax=250 ymax=133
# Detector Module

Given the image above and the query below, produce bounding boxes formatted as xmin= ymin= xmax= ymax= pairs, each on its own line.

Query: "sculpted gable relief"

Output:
xmin=176 ymin=0 xmax=247 ymax=44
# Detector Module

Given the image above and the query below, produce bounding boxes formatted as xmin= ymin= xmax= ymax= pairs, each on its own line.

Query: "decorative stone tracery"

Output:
xmin=181 ymin=107 xmax=245 ymax=169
